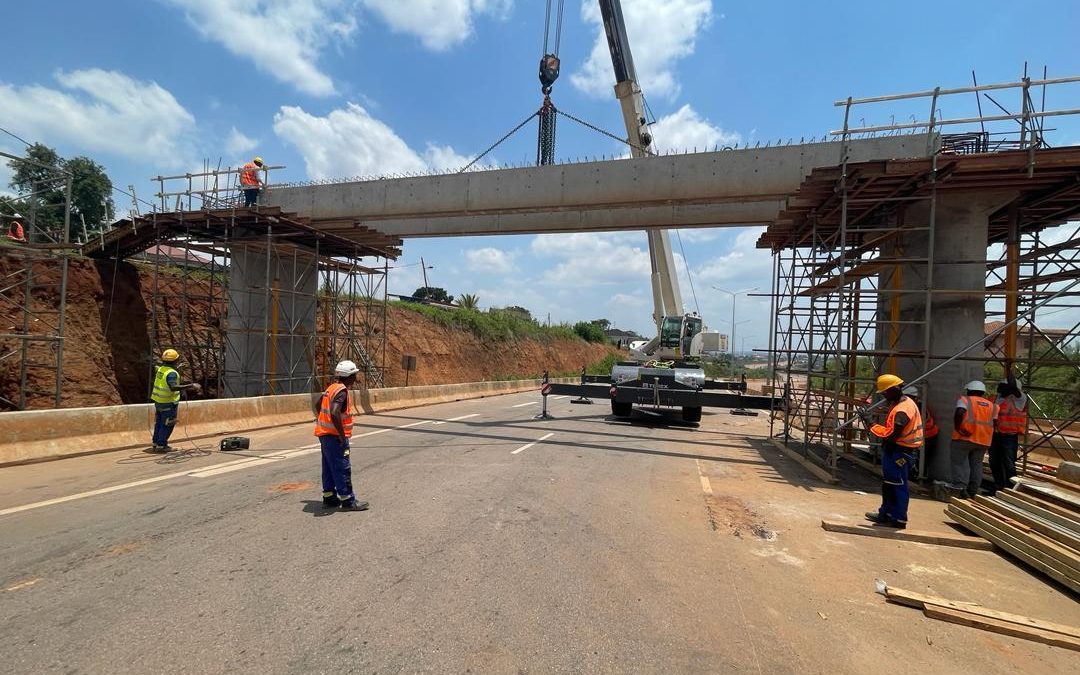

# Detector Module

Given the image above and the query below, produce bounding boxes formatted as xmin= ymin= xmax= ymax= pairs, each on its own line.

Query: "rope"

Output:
xmin=542 ymin=0 xmax=552 ymax=55
xmin=554 ymin=0 xmax=565 ymax=55
xmin=555 ymin=107 xmax=653 ymax=155
xmin=458 ymin=110 xmax=540 ymax=173
xmin=675 ymin=229 xmax=700 ymax=315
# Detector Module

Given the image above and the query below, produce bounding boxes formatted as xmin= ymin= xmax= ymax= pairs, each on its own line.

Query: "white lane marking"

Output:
xmin=512 ymin=401 xmax=538 ymax=408
xmin=0 ymin=420 xmax=439 ymax=515
xmin=695 ymin=459 xmax=714 ymax=495
xmin=511 ymin=432 xmax=555 ymax=455
xmin=549 ymin=395 xmax=568 ymax=400
xmin=445 ymin=414 xmax=480 ymax=422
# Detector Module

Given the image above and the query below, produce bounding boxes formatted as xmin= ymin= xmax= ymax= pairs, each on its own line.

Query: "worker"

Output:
xmin=150 ymin=349 xmax=201 ymax=452
xmin=989 ymin=371 xmax=1027 ymax=495
xmin=7 ymin=213 xmax=26 ymax=243
xmin=864 ymin=374 xmax=923 ymax=529
xmin=315 ymin=360 xmax=369 ymax=511
xmin=240 ymin=156 xmax=265 ymax=207
xmin=903 ymin=385 xmax=938 ymax=482
xmin=949 ymin=380 xmax=997 ymax=498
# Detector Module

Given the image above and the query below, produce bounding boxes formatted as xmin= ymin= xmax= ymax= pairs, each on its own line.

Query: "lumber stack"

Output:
xmin=945 ymin=478 xmax=1080 ymax=594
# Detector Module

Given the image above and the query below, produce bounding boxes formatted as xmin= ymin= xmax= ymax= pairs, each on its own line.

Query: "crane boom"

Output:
xmin=599 ymin=0 xmax=691 ymax=353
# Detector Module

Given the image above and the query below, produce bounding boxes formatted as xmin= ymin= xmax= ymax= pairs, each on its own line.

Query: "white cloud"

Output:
xmin=695 ymin=227 xmax=772 ymax=287
xmin=651 ymin=104 xmax=740 ymax=152
xmin=360 ymin=0 xmax=511 ymax=51
xmin=531 ymin=232 xmax=652 ymax=285
xmin=165 ymin=0 xmax=356 ymax=96
xmin=274 ymin=103 xmax=480 ymax=179
xmin=571 ymin=0 xmax=712 ymax=99
xmin=226 ymin=127 xmax=259 ymax=156
xmin=464 ymin=246 xmax=516 ymax=274
xmin=0 ymin=69 xmax=195 ymax=165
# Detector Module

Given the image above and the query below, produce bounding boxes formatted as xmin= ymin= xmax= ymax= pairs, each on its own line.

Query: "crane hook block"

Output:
xmin=539 ymin=54 xmax=561 ymax=95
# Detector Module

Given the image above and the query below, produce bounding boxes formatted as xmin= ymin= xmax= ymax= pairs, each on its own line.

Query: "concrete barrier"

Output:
xmin=0 ymin=377 xmax=574 ymax=466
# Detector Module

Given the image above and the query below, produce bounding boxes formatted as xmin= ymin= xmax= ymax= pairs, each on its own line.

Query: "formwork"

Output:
xmin=762 ymin=73 xmax=1080 ymax=478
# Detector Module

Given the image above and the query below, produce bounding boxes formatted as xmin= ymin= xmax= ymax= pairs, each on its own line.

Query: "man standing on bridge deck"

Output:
xmin=150 ymin=349 xmax=201 ymax=452
xmin=949 ymin=380 xmax=997 ymax=498
xmin=315 ymin=360 xmax=369 ymax=511
xmin=240 ymin=156 xmax=264 ymax=207
xmin=864 ymin=374 xmax=923 ymax=529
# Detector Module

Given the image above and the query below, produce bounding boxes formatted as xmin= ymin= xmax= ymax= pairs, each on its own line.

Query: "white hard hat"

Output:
xmin=334 ymin=360 xmax=360 ymax=377
xmin=12 ymin=213 xmax=22 ymax=218
xmin=902 ymin=385 xmax=919 ymax=397
xmin=965 ymin=380 xmax=986 ymax=393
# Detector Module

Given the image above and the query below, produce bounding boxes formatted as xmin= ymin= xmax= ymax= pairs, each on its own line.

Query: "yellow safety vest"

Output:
xmin=152 ymin=366 xmax=181 ymax=404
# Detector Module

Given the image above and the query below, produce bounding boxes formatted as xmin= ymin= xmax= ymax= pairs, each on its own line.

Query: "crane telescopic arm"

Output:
xmin=598 ymin=0 xmax=683 ymax=335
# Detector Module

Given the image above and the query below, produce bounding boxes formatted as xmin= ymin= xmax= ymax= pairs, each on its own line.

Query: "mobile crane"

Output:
xmin=548 ymin=0 xmax=778 ymax=422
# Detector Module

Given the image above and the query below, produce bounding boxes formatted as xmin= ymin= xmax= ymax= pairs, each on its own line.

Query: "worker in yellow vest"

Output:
xmin=315 ymin=360 xmax=368 ymax=511
xmin=864 ymin=374 xmax=924 ymax=529
xmin=989 ymin=371 xmax=1027 ymax=495
xmin=949 ymin=380 xmax=997 ymax=498
xmin=150 ymin=349 xmax=201 ymax=452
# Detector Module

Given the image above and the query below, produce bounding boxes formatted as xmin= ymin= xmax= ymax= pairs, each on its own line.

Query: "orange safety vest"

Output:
xmin=996 ymin=396 xmax=1027 ymax=436
xmin=870 ymin=396 xmax=924 ymax=449
xmin=240 ymin=162 xmax=260 ymax=187
xmin=924 ymin=409 xmax=939 ymax=439
xmin=314 ymin=382 xmax=353 ymax=437
xmin=952 ymin=395 xmax=996 ymax=446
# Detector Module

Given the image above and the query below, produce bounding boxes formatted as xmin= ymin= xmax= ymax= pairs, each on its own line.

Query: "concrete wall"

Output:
xmin=224 ymin=246 xmax=318 ymax=397
xmin=266 ymin=135 xmax=932 ymax=237
xmin=878 ymin=191 xmax=1017 ymax=480
xmin=0 ymin=378 xmax=572 ymax=466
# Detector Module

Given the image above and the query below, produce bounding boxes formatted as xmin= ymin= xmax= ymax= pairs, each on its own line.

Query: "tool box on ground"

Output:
xmin=220 ymin=436 xmax=250 ymax=451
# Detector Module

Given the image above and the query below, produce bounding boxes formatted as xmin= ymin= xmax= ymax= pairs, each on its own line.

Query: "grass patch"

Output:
xmin=390 ymin=301 xmax=582 ymax=343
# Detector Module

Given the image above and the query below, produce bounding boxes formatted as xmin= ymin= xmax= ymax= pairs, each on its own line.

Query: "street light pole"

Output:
xmin=713 ymin=286 xmax=758 ymax=378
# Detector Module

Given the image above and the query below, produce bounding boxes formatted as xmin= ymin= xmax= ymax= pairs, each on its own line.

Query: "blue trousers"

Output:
xmin=243 ymin=188 xmax=259 ymax=207
xmin=878 ymin=446 xmax=912 ymax=524
xmin=989 ymin=433 xmax=1019 ymax=493
xmin=320 ymin=435 xmax=355 ymax=501
xmin=153 ymin=403 xmax=178 ymax=446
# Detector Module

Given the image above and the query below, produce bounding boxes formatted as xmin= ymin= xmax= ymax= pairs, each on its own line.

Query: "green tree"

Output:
xmin=412 ymin=286 xmax=454 ymax=304
xmin=6 ymin=143 xmax=115 ymax=242
xmin=458 ymin=293 xmax=479 ymax=310
xmin=501 ymin=306 xmax=533 ymax=322
xmin=573 ymin=321 xmax=606 ymax=343
xmin=590 ymin=318 xmax=611 ymax=331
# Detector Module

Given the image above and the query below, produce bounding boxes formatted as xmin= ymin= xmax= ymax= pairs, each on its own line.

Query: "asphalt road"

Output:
xmin=1 ymin=392 xmax=1077 ymax=674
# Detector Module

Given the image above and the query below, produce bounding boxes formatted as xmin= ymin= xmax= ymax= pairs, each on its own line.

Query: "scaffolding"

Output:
xmin=765 ymin=73 xmax=1080 ymax=478
xmin=82 ymin=169 xmax=399 ymax=404
xmin=0 ymin=150 xmax=73 ymax=411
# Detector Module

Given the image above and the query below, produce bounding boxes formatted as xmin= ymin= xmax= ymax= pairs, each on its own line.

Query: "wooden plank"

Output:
xmin=932 ymin=601 xmax=1080 ymax=639
xmin=949 ymin=501 xmax=1080 ymax=575
xmin=946 ymin=507 xmax=1080 ymax=593
xmin=974 ymin=496 xmax=1080 ymax=551
xmin=998 ymin=491 xmax=1080 ymax=535
xmin=1016 ymin=478 xmax=1080 ymax=511
xmin=821 ymin=519 xmax=994 ymax=550
xmin=882 ymin=586 xmax=980 ymax=610
xmin=922 ymin=604 xmax=1080 ymax=652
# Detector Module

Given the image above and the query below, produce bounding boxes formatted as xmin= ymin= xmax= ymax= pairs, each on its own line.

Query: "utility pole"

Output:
xmin=420 ymin=256 xmax=430 ymax=288
xmin=713 ymin=286 xmax=757 ymax=379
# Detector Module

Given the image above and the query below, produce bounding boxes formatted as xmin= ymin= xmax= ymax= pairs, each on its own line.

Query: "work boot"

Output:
xmin=864 ymin=511 xmax=888 ymax=524
xmin=322 ymin=495 xmax=341 ymax=508
xmin=340 ymin=498 xmax=369 ymax=512
xmin=879 ymin=520 xmax=907 ymax=530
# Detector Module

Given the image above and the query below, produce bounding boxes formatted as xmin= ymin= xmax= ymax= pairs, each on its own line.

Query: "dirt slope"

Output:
xmin=0 ymin=253 xmax=616 ymax=410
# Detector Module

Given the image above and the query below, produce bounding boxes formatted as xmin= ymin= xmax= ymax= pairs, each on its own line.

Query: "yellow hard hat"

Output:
xmin=876 ymin=374 xmax=903 ymax=393
xmin=162 ymin=349 xmax=180 ymax=362
xmin=253 ymin=156 xmax=264 ymax=166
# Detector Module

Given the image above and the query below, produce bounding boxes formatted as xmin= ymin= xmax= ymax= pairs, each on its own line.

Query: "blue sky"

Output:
xmin=2 ymin=1 xmax=1079 ymax=348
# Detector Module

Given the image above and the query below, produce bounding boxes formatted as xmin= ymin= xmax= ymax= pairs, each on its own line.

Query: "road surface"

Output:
xmin=1 ymin=392 xmax=1076 ymax=673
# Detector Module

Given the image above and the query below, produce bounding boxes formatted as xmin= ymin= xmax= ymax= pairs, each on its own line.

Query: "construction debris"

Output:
xmin=821 ymin=519 xmax=994 ymax=550
xmin=877 ymin=583 xmax=1080 ymax=652
xmin=945 ymin=479 xmax=1080 ymax=594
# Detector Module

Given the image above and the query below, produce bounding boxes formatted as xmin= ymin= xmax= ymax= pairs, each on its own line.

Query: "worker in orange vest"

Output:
xmin=7 ymin=213 xmax=26 ymax=243
xmin=903 ymin=385 xmax=937 ymax=482
xmin=989 ymin=371 xmax=1027 ymax=495
xmin=315 ymin=360 xmax=368 ymax=511
xmin=864 ymin=374 xmax=923 ymax=529
xmin=950 ymin=380 xmax=997 ymax=498
xmin=240 ymin=156 xmax=265 ymax=207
